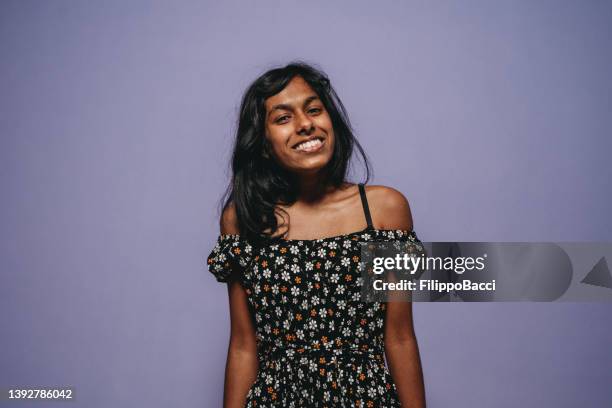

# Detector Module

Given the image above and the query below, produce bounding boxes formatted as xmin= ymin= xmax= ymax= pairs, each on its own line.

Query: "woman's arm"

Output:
xmin=220 ymin=204 xmax=259 ymax=408
xmin=384 ymin=301 xmax=425 ymax=407
xmin=368 ymin=186 xmax=426 ymax=407
xmin=223 ymin=281 xmax=259 ymax=408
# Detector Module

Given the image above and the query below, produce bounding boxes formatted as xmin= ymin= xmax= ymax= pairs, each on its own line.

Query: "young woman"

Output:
xmin=207 ymin=62 xmax=425 ymax=407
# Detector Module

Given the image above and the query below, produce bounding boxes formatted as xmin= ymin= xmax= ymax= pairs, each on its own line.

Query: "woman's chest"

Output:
xmin=244 ymin=240 xmax=367 ymax=309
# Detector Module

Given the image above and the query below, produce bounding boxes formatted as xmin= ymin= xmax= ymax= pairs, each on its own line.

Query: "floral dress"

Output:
xmin=206 ymin=185 xmax=421 ymax=407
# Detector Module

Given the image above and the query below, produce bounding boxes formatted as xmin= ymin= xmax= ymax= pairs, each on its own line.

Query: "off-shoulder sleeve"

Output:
xmin=206 ymin=234 xmax=254 ymax=283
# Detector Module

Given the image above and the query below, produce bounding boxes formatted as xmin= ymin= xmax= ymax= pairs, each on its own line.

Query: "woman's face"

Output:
xmin=264 ymin=76 xmax=335 ymax=175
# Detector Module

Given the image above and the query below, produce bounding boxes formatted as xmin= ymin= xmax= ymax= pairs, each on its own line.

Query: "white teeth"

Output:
xmin=295 ymin=139 xmax=322 ymax=151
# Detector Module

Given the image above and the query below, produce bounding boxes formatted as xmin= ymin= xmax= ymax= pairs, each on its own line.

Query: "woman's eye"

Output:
xmin=276 ymin=115 xmax=289 ymax=123
xmin=309 ymin=108 xmax=322 ymax=114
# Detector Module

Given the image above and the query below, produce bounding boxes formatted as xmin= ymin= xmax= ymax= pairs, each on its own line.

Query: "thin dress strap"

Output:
xmin=358 ymin=183 xmax=374 ymax=230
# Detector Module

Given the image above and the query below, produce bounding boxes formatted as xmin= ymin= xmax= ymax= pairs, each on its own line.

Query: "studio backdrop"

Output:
xmin=1 ymin=1 xmax=611 ymax=407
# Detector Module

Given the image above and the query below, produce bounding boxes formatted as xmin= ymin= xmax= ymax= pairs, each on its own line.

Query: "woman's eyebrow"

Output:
xmin=268 ymin=95 xmax=320 ymax=117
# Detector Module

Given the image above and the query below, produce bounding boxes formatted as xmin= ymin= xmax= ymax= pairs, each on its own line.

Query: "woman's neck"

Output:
xmin=296 ymin=172 xmax=334 ymax=203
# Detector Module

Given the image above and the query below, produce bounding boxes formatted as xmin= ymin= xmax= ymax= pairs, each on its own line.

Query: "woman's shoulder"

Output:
xmin=220 ymin=201 xmax=240 ymax=235
xmin=363 ymin=184 xmax=413 ymax=231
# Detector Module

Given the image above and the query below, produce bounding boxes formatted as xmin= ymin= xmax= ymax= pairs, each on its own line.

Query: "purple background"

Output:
xmin=1 ymin=1 xmax=611 ymax=407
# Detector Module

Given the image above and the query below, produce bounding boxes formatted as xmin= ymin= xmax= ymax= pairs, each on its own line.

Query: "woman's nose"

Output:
xmin=296 ymin=111 xmax=315 ymax=135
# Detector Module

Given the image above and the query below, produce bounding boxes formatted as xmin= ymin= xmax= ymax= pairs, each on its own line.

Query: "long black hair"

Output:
xmin=221 ymin=61 xmax=371 ymax=242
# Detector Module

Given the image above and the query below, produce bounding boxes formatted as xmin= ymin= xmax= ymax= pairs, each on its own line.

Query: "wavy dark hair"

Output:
xmin=221 ymin=61 xmax=371 ymax=242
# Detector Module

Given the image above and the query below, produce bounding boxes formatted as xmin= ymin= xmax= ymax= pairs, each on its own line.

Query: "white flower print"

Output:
xmin=348 ymin=306 xmax=356 ymax=317
xmin=323 ymin=390 xmax=330 ymax=401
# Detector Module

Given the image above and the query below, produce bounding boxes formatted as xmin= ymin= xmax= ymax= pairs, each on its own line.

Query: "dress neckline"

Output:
xmin=219 ymin=227 xmax=415 ymax=244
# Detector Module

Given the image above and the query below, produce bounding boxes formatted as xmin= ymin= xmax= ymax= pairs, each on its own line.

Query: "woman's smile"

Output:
xmin=293 ymin=137 xmax=325 ymax=153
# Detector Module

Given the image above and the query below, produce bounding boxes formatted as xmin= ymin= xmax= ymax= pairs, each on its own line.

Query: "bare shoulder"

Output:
xmin=364 ymin=184 xmax=413 ymax=231
xmin=220 ymin=201 xmax=240 ymax=235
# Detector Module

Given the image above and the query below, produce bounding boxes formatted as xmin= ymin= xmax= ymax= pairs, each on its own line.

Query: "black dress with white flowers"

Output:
xmin=207 ymin=184 xmax=421 ymax=407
